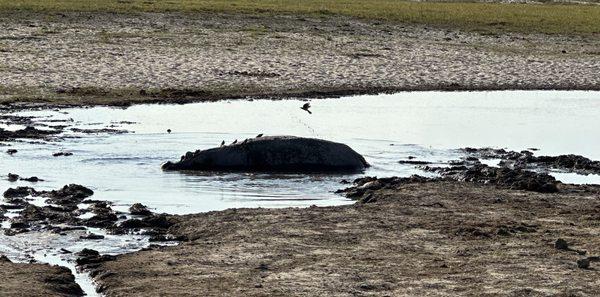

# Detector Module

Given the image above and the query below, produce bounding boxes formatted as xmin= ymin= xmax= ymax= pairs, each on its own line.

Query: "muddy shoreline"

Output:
xmin=3 ymin=178 xmax=600 ymax=295
xmin=88 ymin=179 xmax=600 ymax=296
xmin=0 ymin=11 xmax=599 ymax=109
xmin=2 ymin=144 xmax=600 ymax=295
xmin=0 ymin=256 xmax=83 ymax=296
xmin=5 ymin=84 xmax=600 ymax=111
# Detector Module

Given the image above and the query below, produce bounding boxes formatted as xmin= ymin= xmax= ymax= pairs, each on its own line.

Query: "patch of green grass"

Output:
xmin=36 ymin=27 xmax=61 ymax=35
xmin=0 ymin=1 xmax=599 ymax=35
xmin=242 ymin=25 xmax=270 ymax=38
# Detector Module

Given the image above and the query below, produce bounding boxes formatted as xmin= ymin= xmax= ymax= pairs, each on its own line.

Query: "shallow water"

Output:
xmin=0 ymin=226 xmax=152 ymax=297
xmin=1 ymin=90 xmax=600 ymax=294
xmin=3 ymin=90 xmax=600 ymax=214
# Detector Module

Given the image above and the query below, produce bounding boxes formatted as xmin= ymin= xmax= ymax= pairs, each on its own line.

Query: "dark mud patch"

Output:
xmin=6 ymin=173 xmax=43 ymax=182
xmin=2 ymin=184 xmax=178 ymax=241
xmin=69 ymin=127 xmax=128 ymax=134
xmin=463 ymin=147 xmax=600 ymax=175
xmin=0 ymin=257 xmax=83 ymax=296
xmin=426 ymin=163 xmax=559 ymax=193
xmin=224 ymin=70 xmax=281 ymax=78
xmin=0 ymin=126 xmax=61 ymax=142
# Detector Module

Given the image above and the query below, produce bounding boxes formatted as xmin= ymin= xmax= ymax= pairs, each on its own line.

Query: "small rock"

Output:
xmin=359 ymin=283 xmax=377 ymax=291
xmin=4 ymin=228 xmax=29 ymax=236
xmin=76 ymin=248 xmax=99 ymax=258
xmin=3 ymin=186 xmax=35 ymax=198
xmin=129 ymin=203 xmax=152 ymax=216
xmin=398 ymin=160 xmax=430 ymax=165
xmin=6 ymin=149 xmax=17 ymax=155
xmin=360 ymin=193 xmax=377 ymax=204
xmin=59 ymin=248 xmax=72 ymax=254
xmin=82 ymin=212 xmax=118 ymax=228
xmin=497 ymin=228 xmax=511 ymax=236
xmin=79 ymin=233 xmax=105 ymax=240
xmin=76 ymin=248 xmax=115 ymax=266
xmin=7 ymin=173 xmax=19 ymax=182
xmin=20 ymin=176 xmax=42 ymax=182
xmin=587 ymin=256 xmax=600 ymax=262
xmin=10 ymin=221 xmax=30 ymax=229
xmin=555 ymin=238 xmax=569 ymax=250
xmin=52 ymin=152 xmax=73 ymax=157
xmin=577 ymin=258 xmax=590 ymax=269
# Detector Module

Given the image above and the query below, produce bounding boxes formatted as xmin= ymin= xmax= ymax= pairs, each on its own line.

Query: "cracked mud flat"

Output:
xmin=0 ymin=12 xmax=599 ymax=106
xmin=90 ymin=180 xmax=600 ymax=296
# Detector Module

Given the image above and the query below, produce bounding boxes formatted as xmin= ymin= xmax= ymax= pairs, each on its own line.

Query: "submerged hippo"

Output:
xmin=162 ymin=136 xmax=369 ymax=173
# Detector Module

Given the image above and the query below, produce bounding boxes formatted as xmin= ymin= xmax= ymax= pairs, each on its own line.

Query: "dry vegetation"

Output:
xmin=1 ymin=0 xmax=600 ymax=34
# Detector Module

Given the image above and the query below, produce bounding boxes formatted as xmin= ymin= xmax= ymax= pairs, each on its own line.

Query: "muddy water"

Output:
xmin=3 ymin=91 xmax=600 ymax=214
xmin=1 ymin=90 xmax=600 ymax=294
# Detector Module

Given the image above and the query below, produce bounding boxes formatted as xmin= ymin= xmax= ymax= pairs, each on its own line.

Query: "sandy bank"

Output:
xmin=0 ymin=12 xmax=599 ymax=107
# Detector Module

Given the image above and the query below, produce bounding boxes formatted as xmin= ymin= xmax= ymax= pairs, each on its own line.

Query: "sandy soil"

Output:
xmin=91 ymin=180 xmax=600 ymax=296
xmin=0 ymin=256 xmax=82 ymax=296
xmin=0 ymin=12 xmax=599 ymax=106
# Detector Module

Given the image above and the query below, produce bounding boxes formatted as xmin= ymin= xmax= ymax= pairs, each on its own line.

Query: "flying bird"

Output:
xmin=301 ymin=102 xmax=312 ymax=114
xmin=256 ymin=134 xmax=263 ymax=138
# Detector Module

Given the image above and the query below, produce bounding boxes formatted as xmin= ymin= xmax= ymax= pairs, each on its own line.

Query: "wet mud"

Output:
xmin=89 ymin=179 xmax=600 ymax=296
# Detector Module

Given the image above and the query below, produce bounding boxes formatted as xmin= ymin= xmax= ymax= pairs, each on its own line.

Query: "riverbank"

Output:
xmin=2 ymin=91 xmax=600 ymax=295
xmin=90 ymin=180 xmax=600 ymax=296
xmin=0 ymin=256 xmax=83 ymax=296
xmin=0 ymin=11 xmax=599 ymax=107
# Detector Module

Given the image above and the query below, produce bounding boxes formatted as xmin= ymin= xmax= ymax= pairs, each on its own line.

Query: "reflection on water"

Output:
xmin=2 ymin=90 xmax=600 ymax=214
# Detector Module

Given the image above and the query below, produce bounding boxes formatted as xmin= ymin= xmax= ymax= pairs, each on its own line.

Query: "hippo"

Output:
xmin=162 ymin=136 xmax=369 ymax=173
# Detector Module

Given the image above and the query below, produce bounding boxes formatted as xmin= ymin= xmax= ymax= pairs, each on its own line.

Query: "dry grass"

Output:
xmin=1 ymin=0 xmax=600 ymax=34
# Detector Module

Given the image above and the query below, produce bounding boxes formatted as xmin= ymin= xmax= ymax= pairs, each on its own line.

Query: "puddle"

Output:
xmin=1 ymin=90 xmax=600 ymax=294
xmin=549 ymin=172 xmax=600 ymax=185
